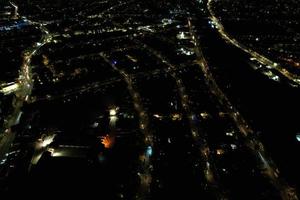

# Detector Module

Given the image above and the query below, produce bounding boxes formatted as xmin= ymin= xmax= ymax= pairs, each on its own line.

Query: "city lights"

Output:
xmin=0 ymin=0 xmax=299 ymax=199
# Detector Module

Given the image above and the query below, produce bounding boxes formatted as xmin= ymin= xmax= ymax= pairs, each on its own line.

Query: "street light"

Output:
xmin=109 ymin=109 xmax=117 ymax=116
xmin=109 ymin=107 xmax=118 ymax=127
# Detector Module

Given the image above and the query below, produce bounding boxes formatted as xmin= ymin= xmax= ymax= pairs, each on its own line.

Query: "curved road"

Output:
xmin=188 ymin=16 xmax=299 ymax=200
xmin=207 ymin=0 xmax=300 ymax=87
xmin=0 ymin=2 xmax=53 ymax=163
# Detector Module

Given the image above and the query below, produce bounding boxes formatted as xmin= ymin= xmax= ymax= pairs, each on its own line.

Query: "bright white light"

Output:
xmin=41 ymin=139 xmax=51 ymax=147
xmin=296 ymin=134 xmax=300 ymax=142
xmin=109 ymin=109 xmax=117 ymax=116
xmin=271 ymin=75 xmax=280 ymax=81
xmin=40 ymin=134 xmax=55 ymax=147
xmin=226 ymin=131 xmax=234 ymax=136
xmin=52 ymin=152 xmax=62 ymax=157
xmin=153 ymin=114 xmax=160 ymax=118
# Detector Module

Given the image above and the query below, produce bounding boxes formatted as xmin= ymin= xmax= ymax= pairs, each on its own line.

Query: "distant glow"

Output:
xmin=230 ymin=144 xmax=237 ymax=150
xmin=206 ymin=161 xmax=210 ymax=168
xmin=172 ymin=113 xmax=181 ymax=121
xmin=167 ymin=138 xmax=171 ymax=144
xmin=91 ymin=122 xmax=99 ymax=128
xmin=216 ymin=149 xmax=224 ymax=155
xmin=191 ymin=114 xmax=197 ymax=121
xmin=192 ymin=130 xmax=199 ymax=138
xmin=296 ymin=134 xmax=300 ymax=142
xmin=98 ymin=152 xmax=105 ymax=162
xmin=0 ymin=158 xmax=7 ymax=165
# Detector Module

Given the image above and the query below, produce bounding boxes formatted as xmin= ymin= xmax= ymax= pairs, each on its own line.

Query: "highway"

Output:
xmin=206 ymin=0 xmax=300 ymax=87
xmin=0 ymin=3 xmax=54 ymax=164
xmin=188 ymin=17 xmax=299 ymax=200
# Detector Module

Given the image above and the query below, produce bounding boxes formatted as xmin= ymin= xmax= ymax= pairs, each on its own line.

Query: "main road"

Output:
xmin=100 ymin=52 xmax=153 ymax=200
xmin=139 ymin=42 xmax=228 ymax=200
xmin=0 ymin=3 xmax=54 ymax=163
xmin=206 ymin=0 xmax=300 ymax=87
xmin=187 ymin=16 xmax=299 ymax=200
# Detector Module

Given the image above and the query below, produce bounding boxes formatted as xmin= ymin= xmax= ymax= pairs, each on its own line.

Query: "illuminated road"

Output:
xmin=0 ymin=4 xmax=54 ymax=162
xmin=188 ymin=17 xmax=299 ymax=200
xmin=100 ymin=52 xmax=153 ymax=199
xmin=206 ymin=0 xmax=300 ymax=87
xmin=9 ymin=1 xmax=19 ymax=19
xmin=140 ymin=43 xmax=228 ymax=199
xmin=1 ymin=1 xmax=298 ymax=198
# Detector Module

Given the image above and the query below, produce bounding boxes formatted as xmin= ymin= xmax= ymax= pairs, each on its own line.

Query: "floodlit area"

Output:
xmin=0 ymin=83 xmax=20 ymax=95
